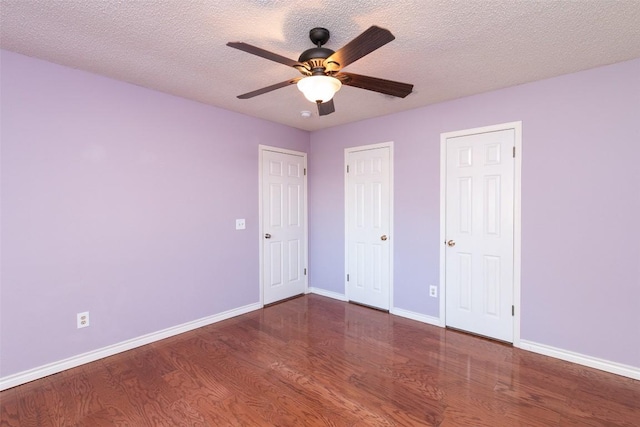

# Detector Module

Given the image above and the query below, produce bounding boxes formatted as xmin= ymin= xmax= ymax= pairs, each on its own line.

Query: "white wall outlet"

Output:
xmin=429 ymin=285 xmax=438 ymax=298
xmin=235 ymin=218 xmax=246 ymax=230
xmin=77 ymin=311 xmax=90 ymax=328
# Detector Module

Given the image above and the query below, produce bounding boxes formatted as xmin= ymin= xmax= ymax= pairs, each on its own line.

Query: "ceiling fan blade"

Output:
xmin=339 ymin=72 xmax=413 ymax=98
xmin=317 ymin=99 xmax=335 ymax=116
xmin=237 ymin=78 xmax=300 ymax=99
xmin=227 ymin=42 xmax=304 ymax=68
xmin=324 ymin=26 xmax=395 ymax=71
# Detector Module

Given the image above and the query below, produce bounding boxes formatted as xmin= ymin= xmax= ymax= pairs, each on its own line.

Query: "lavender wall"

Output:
xmin=1 ymin=49 xmax=638 ymax=379
xmin=309 ymin=59 xmax=640 ymax=367
xmin=0 ymin=50 xmax=309 ymax=377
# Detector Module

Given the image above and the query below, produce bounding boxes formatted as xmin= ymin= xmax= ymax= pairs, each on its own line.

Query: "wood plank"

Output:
xmin=1 ymin=295 xmax=638 ymax=425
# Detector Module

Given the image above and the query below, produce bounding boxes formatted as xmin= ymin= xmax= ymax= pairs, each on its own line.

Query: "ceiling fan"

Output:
xmin=227 ymin=26 xmax=413 ymax=116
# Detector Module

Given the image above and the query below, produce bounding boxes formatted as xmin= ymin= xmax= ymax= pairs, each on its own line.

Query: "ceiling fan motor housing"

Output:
xmin=298 ymin=47 xmax=334 ymax=74
xmin=298 ymin=27 xmax=335 ymax=75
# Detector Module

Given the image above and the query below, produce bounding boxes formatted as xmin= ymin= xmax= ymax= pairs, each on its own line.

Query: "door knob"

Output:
xmin=265 ymin=233 xmax=271 ymax=239
xmin=447 ymin=240 xmax=455 ymax=247
xmin=381 ymin=235 xmax=388 ymax=241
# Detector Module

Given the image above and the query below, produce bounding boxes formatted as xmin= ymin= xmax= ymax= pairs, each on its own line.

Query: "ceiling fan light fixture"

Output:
xmin=297 ymin=75 xmax=342 ymax=103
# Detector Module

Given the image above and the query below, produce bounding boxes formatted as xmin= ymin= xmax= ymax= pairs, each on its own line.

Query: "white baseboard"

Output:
xmin=0 ymin=302 xmax=262 ymax=391
xmin=309 ymin=287 xmax=348 ymax=301
xmin=5 ymin=300 xmax=636 ymax=390
xmin=309 ymin=290 xmax=443 ymax=329
xmin=390 ymin=307 xmax=442 ymax=327
xmin=519 ymin=339 xmax=640 ymax=380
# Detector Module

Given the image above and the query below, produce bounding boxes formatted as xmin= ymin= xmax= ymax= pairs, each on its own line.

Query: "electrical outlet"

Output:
xmin=235 ymin=218 xmax=246 ymax=230
xmin=429 ymin=285 xmax=438 ymax=298
xmin=77 ymin=312 xmax=90 ymax=328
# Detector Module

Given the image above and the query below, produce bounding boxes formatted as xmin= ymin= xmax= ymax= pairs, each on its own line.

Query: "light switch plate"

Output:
xmin=235 ymin=219 xmax=246 ymax=230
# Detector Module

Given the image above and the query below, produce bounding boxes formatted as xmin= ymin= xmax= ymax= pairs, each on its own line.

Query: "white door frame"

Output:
xmin=258 ymin=145 xmax=309 ymax=306
xmin=439 ymin=122 xmax=522 ymax=346
xmin=344 ymin=141 xmax=394 ymax=309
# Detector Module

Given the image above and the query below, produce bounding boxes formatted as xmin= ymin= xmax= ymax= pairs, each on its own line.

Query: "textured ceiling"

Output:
xmin=1 ymin=0 xmax=640 ymax=131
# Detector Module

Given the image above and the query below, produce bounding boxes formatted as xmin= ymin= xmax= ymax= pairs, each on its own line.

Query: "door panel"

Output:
xmin=445 ymin=129 xmax=515 ymax=342
xmin=262 ymin=149 xmax=306 ymax=305
xmin=346 ymin=145 xmax=391 ymax=310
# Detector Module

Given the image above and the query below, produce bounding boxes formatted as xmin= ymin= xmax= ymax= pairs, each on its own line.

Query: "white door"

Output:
xmin=444 ymin=128 xmax=515 ymax=342
xmin=261 ymin=148 xmax=307 ymax=305
xmin=346 ymin=144 xmax=392 ymax=310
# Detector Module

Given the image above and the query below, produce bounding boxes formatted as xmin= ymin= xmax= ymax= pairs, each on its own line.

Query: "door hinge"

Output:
xmin=304 ymin=168 xmax=306 ymax=176
xmin=346 ymin=165 xmax=350 ymax=173
xmin=512 ymin=305 xmax=515 ymax=316
xmin=347 ymin=274 xmax=350 ymax=282
xmin=304 ymin=268 xmax=307 ymax=275
xmin=513 ymin=146 xmax=516 ymax=158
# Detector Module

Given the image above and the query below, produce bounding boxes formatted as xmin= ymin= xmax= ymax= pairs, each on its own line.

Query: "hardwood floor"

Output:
xmin=1 ymin=294 xmax=638 ymax=426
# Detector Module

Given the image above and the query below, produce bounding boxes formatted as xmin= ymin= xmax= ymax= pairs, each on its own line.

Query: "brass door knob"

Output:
xmin=447 ymin=240 xmax=455 ymax=247
xmin=265 ymin=233 xmax=271 ymax=239
xmin=381 ymin=235 xmax=388 ymax=241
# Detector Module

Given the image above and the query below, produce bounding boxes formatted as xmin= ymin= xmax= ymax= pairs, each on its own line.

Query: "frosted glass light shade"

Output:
xmin=297 ymin=75 xmax=342 ymax=103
